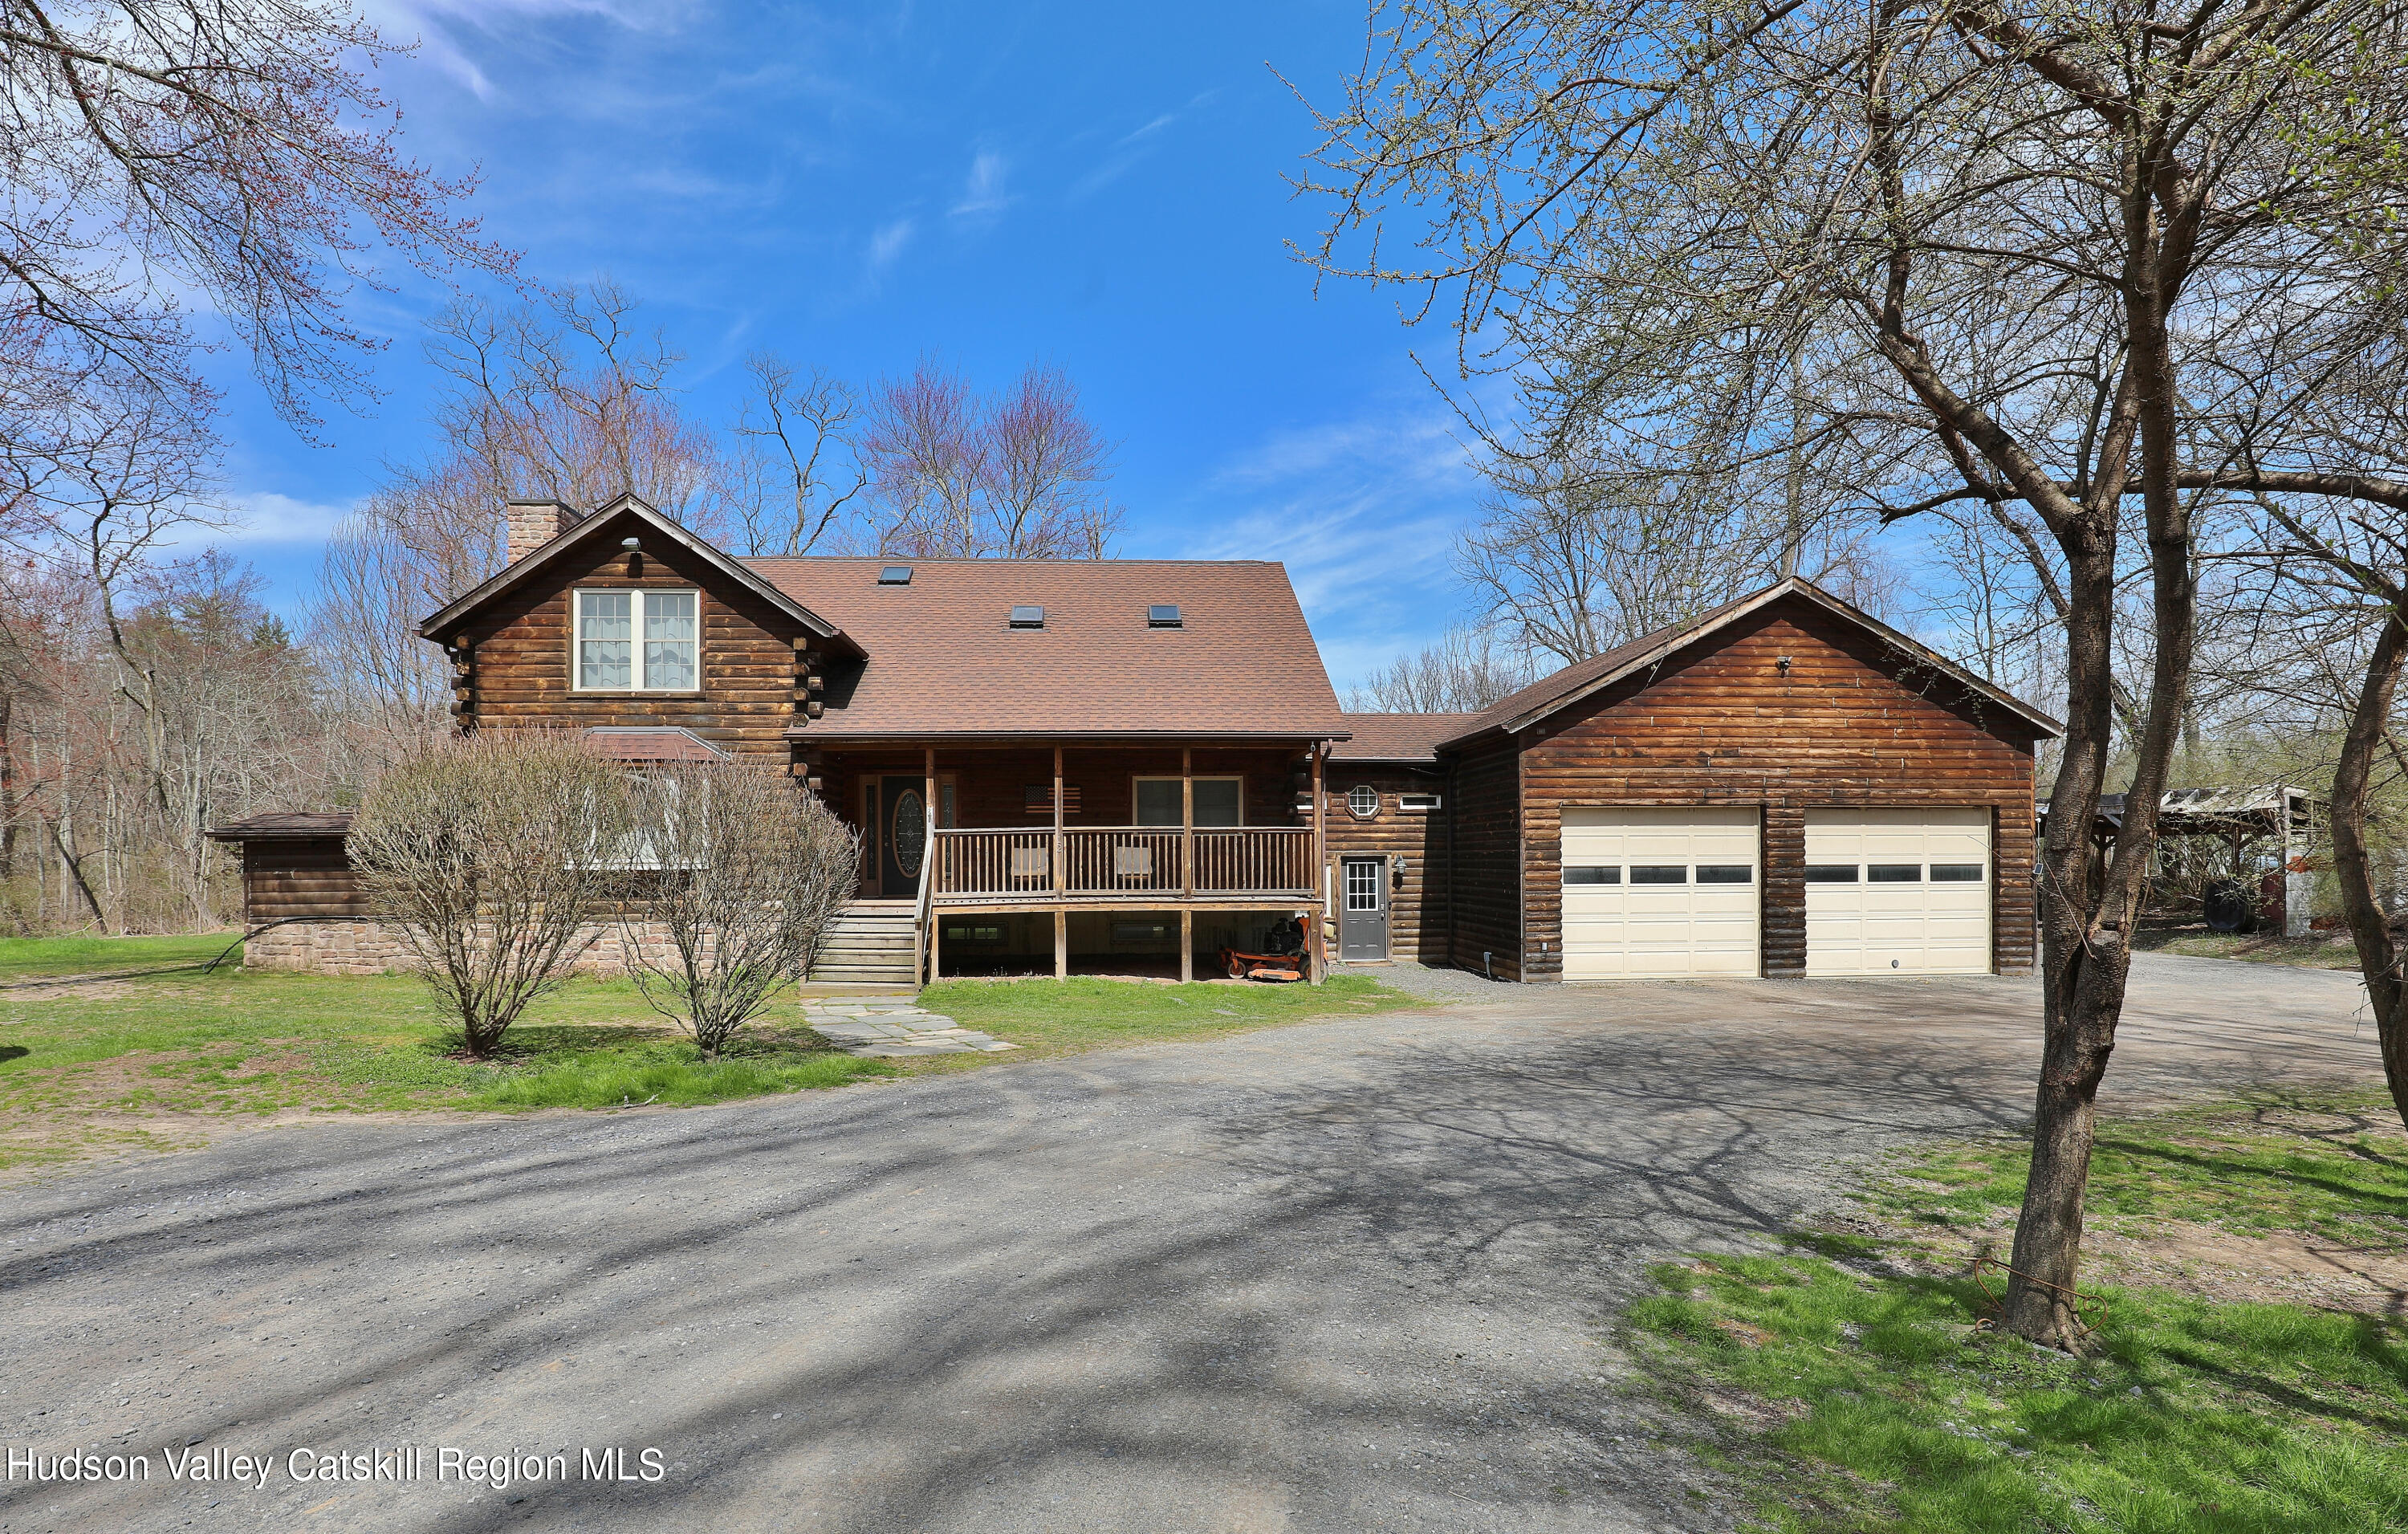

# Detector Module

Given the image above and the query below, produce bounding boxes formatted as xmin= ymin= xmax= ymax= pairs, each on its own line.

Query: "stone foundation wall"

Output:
xmin=245 ymin=919 xmax=698 ymax=978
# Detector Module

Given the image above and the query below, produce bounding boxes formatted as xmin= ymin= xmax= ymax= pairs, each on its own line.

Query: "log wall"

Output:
xmin=1319 ymin=765 xmax=1451 ymax=962
xmin=241 ymin=836 xmax=364 ymax=921
xmin=1446 ymin=738 xmax=1525 ymax=980
xmin=449 ymin=525 xmax=808 ymax=757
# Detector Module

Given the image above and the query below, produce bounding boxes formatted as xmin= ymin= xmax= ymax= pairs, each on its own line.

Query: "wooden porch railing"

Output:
xmin=931 ymin=826 xmax=1314 ymax=902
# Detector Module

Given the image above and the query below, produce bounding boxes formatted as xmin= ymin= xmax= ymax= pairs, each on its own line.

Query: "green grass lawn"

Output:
xmin=1629 ymin=1092 xmax=2408 ymax=1532
xmin=0 ymin=930 xmax=242 ymax=981
xmin=920 ymin=973 xmax=1417 ymax=1058
xmin=0 ymin=937 xmax=1420 ymax=1173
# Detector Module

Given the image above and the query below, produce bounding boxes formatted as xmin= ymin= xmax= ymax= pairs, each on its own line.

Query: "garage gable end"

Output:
xmin=1507 ymin=590 xmax=2045 ymax=984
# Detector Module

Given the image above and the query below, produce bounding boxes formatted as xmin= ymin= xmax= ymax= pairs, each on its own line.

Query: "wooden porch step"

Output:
xmin=810 ymin=901 xmax=921 ymax=986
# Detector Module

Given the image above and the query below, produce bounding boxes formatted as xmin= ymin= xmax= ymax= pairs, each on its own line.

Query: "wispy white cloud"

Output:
xmin=197 ymin=491 xmax=358 ymax=548
xmin=1068 ymin=93 xmax=1215 ymax=201
xmin=1161 ymin=411 xmax=1488 ymax=690
xmin=950 ymin=151 xmax=1012 ymax=218
xmin=360 ymin=0 xmax=691 ymax=98
xmin=867 ymin=217 xmax=916 ymax=272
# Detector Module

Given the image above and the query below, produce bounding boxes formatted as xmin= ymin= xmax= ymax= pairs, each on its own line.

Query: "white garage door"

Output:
xmin=1560 ymin=808 xmax=1759 ymax=979
xmin=1804 ymin=808 xmax=1991 ymax=976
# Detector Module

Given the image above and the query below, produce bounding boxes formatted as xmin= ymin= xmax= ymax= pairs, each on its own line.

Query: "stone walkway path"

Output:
xmin=803 ymin=995 xmax=1022 ymax=1057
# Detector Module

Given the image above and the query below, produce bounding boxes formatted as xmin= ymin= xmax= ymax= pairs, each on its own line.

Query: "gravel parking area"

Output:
xmin=0 ymin=954 xmax=2375 ymax=1534
xmin=1326 ymin=958 xmax=1519 ymax=1003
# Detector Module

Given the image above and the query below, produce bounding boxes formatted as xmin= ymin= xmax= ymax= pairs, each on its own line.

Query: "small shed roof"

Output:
xmin=206 ymin=812 xmax=354 ymax=841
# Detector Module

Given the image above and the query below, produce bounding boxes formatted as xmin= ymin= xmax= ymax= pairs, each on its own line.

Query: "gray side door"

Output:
xmin=1338 ymin=856 xmax=1389 ymax=961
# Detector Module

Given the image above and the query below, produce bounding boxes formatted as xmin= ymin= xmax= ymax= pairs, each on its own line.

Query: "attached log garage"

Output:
xmin=1424 ymin=579 xmax=2058 ymax=983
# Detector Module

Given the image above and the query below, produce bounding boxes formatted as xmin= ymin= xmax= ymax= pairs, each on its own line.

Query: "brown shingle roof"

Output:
xmin=1330 ymin=713 xmax=1484 ymax=763
xmin=205 ymin=812 xmax=353 ymax=840
xmin=745 ymin=558 xmax=1348 ymax=740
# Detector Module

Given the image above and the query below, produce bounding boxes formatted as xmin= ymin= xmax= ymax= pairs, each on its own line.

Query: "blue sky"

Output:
xmin=204 ymin=0 xmax=1492 ymax=690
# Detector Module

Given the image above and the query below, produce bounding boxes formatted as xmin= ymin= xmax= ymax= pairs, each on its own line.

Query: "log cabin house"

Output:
xmin=209 ymin=494 xmax=2059 ymax=985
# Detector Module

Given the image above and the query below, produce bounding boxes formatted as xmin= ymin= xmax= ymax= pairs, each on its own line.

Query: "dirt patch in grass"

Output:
xmin=2133 ymin=922 xmax=2363 ymax=970
xmin=2084 ymin=1219 xmax=2408 ymax=1314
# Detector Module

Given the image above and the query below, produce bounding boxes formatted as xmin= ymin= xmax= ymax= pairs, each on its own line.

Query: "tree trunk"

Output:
xmin=2333 ymin=610 xmax=2408 ymax=1131
xmin=2000 ymin=533 xmax=2125 ymax=1349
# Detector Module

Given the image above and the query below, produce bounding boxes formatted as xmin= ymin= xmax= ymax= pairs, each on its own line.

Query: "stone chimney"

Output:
xmin=506 ymin=498 xmax=577 ymax=564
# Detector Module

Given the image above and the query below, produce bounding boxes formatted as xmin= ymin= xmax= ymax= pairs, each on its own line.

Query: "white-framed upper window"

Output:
xmin=576 ymin=589 xmax=698 ymax=692
xmin=1345 ymin=784 xmax=1381 ymax=819
xmin=1133 ymin=776 xmax=1243 ymax=827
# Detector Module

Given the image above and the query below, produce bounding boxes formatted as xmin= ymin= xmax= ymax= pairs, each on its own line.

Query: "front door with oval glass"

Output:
xmin=877 ymin=775 xmax=928 ymax=897
xmin=1339 ymin=856 xmax=1389 ymax=961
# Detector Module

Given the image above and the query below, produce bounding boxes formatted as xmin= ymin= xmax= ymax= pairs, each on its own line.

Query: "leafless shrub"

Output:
xmin=616 ymin=759 xmax=860 ymax=1058
xmin=348 ymin=731 xmax=633 ymax=1059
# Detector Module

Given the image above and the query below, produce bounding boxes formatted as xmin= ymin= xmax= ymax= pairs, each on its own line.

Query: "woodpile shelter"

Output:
xmin=212 ymin=495 xmax=2058 ymax=985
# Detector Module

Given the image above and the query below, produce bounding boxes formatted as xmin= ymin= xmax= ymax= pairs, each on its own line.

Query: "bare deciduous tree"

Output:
xmin=1347 ymin=624 xmax=1534 ymax=712
xmin=1305 ymin=0 xmax=2408 ymax=1347
xmin=618 ymin=759 xmax=860 ymax=1059
xmin=864 ymin=358 xmax=1122 ymax=558
xmin=728 ymin=356 xmax=868 ymax=557
xmin=348 ymin=731 xmax=633 ymax=1059
xmin=0 ymin=0 xmax=511 ymax=441
xmin=309 ymin=282 xmax=738 ymax=731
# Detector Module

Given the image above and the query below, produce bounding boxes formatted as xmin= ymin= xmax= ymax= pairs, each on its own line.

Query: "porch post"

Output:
xmin=1180 ymin=908 xmax=1194 ymax=984
xmin=1054 ymin=745 xmax=1067 ymax=979
xmin=921 ymin=746 xmax=937 ymax=986
xmin=1181 ymin=747 xmax=1194 ymax=899
xmin=1309 ymin=742 xmax=1327 ymax=983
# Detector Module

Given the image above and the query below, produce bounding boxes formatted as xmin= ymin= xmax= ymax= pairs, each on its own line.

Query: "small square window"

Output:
xmin=1930 ymin=864 xmax=1985 ymax=882
xmin=1868 ymin=863 xmax=1922 ymax=882
xmin=1564 ymin=865 xmax=1620 ymax=885
xmin=878 ymin=566 xmax=913 ymax=584
xmin=1009 ymin=604 xmax=1044 ymax=629
xmin=1148 ymin=604 xmax=1183 ymax=628
xmin=1697 ymin=865 xmax=1753 ymax=884
xmin=1805 ymin=865 xmax=1859 ymax=883
xmin=1630 ymin=865 xmax=1687 ymax=885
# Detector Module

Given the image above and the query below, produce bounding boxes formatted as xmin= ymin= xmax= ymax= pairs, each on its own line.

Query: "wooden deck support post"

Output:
xmin=1309 ymin=742 xmax=1327 ymax=983
xmin=1181 ymin=747 xmax=1194 ymax=983
xmin=1053 ymin=746 xmax=1068 ymax=979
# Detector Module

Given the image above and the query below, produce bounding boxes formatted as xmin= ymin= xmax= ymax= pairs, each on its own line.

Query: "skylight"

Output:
xmin=878 ymin=566 xmax=913 ymax=585
xmin=1008 ymin=605 xmax=1045 ymax=629
xmin=1147 ymin=604 xmax=1183 ymax=628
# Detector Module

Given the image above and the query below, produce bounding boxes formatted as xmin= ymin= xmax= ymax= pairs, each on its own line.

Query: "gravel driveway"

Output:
xmin=1 ymin=954 xmax=2374 ymax=1534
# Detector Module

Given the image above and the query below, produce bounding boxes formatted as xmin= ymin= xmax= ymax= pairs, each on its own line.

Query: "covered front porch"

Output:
xmin=805 ymin=738 xmax=1333 ymax=983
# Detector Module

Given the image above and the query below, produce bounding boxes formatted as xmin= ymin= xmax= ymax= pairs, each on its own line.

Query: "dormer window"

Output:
xmin=1147 ymin=604 xmax=1182 ymax=628
xmin=1008 ymin=605 xmax=1045 ymax=629
xmin=878 ymin=566 xmax=913 ymax=585
xmin=576 ymin=589 xmax=698 ymax=691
